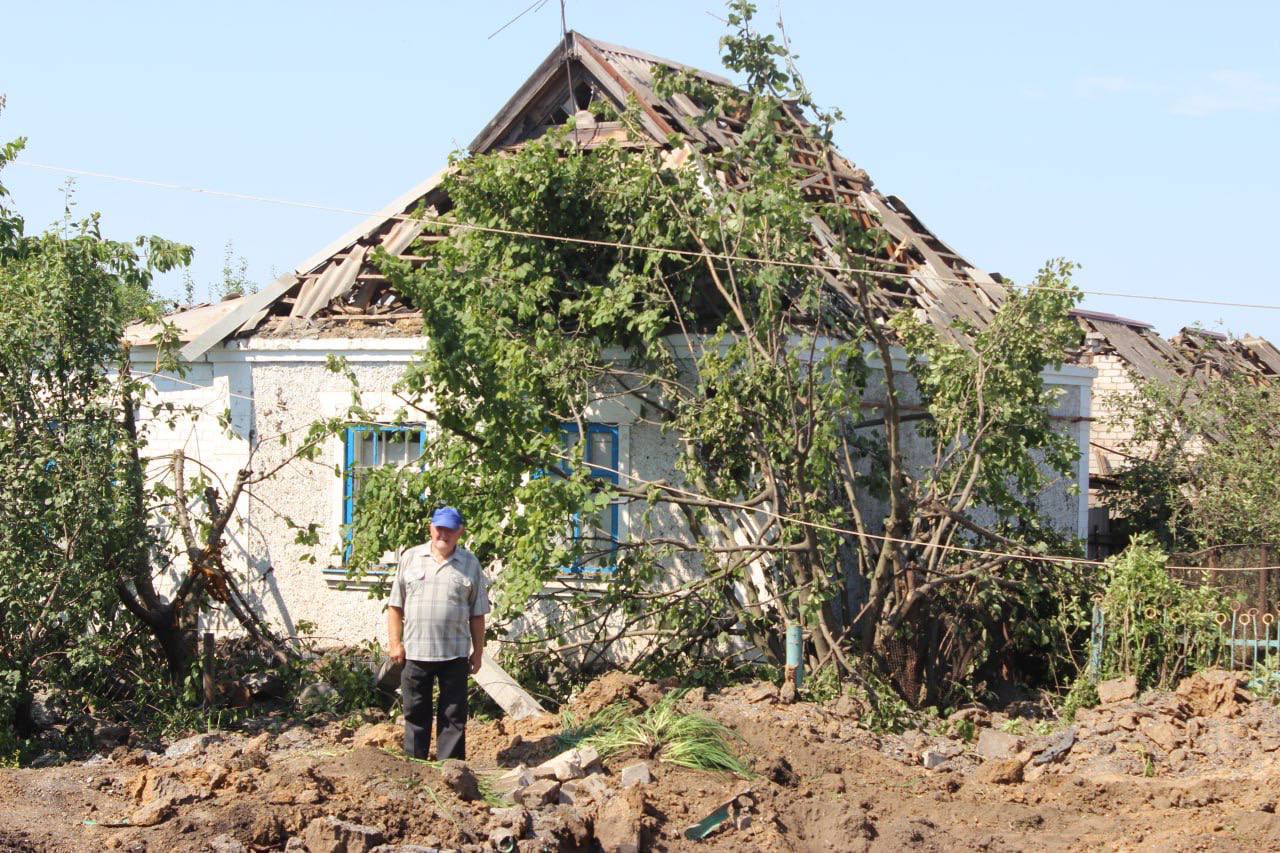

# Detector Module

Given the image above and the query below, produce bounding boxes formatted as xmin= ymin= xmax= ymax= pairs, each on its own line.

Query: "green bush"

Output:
xmin=307 ymin=643 xmax=382 ymax=715
xmin=1095 ymin=535 xmax=1230 ymax=690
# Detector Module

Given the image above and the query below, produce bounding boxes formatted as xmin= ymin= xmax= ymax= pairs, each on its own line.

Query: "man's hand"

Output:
xmin=469 ymin=649 xmax=483 ymax=675
xmin=387 ymin=605 xmax=406 ymax=665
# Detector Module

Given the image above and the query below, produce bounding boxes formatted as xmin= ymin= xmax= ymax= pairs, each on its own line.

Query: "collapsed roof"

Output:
xmin=1170 ymin=327 xmax=1280 ymax=385
xmin=165 ymin=33 xmax=1019 ymax=361
xmin=1076 ymin=307 xmax=1280 ymax=390
xmin=1075 ymin=309 xmax=1194 ymax=387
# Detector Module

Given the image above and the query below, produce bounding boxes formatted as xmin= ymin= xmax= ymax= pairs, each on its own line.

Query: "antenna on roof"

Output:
xmin=487 ymin=0 xmax=551 ymax=40
xmin=560 ymin=0 xmax=579 ymax=147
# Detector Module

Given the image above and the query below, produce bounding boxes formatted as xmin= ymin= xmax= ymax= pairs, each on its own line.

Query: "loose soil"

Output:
xmin=3 ymin=670 xmax=1280 ymax=851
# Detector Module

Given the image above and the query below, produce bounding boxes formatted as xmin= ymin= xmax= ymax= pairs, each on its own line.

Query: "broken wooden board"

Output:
xmin=475 ymin=652 xmax=546 ymax=720
xmin=375 ymin=651 xmax=545 ymax=720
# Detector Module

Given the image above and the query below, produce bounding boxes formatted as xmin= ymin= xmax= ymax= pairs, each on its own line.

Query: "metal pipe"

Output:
xmin=1253 ymin=612 xmax=1261 ymax=669
xmin=202 ymin=631 xmax=215 ymax=708
xmin=785 ymin=625 xmax=804 ymax=689
xmin=1231 ymin=609 xmax=1239 ymax=669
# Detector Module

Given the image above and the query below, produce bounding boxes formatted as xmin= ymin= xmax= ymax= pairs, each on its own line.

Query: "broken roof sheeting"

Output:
xmin=1172 ymin=327 xmax=1280 ymax=385
xmin=1076 ymin=310 xmax=1192 ymax=386
xmin=1243 ymin=336 xmax=1280 ymax=375
xmin=126 ymin=296 xmax=251 ymax=347
xmin=176 ymin=171 xmax=446 ymax=361
xmin=1076 ymin=310 xmax=1280 ymax=398
xmin=175 ymin=32 xmax=1014 ymax=360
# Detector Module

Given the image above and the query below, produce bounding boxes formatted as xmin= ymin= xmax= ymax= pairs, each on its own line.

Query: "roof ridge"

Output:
xmin=569 ymin=32 xmax=736 ymax=88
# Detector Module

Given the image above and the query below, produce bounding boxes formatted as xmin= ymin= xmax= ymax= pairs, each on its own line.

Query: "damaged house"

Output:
xmin=1075 ymin=310 xmax=1280 ymax=556
xmin=127 ymin=34 xmax=1095 ymax=646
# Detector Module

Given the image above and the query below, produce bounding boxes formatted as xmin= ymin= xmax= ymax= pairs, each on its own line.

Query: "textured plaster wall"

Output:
xmin=135 ymin=337 xmax=1092 ymax=651
xmin=134 ymin=341 xmax=421 ymax=647
xmin=247 ymin=357 xmax=410 ymax=645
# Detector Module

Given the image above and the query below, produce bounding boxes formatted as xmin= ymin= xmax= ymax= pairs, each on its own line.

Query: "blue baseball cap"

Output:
xmin=431 ymin=506 xmax=464 ymax=529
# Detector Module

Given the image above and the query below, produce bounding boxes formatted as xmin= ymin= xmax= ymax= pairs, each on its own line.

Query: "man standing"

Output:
xmin=387 ymin=506 xmax=490 ymax=760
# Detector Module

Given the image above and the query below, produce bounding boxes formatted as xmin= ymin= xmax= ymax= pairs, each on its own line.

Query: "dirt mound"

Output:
xmin=565 ymin=672 xmax=663 ymax=719
xmin=5 ymin=675 xmax=1280 ymax=850
xmin=1176 ymin=668 xmax=1252 ymax=717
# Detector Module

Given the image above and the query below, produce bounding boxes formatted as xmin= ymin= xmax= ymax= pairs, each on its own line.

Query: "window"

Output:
xmin=342 ymin=424 xmax=427 ymax=558
xmin=558 ymin=423 xmax=620 ymax=572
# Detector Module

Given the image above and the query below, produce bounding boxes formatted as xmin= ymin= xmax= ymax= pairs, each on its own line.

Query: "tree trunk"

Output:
xmin=151 ymin=605 xmax=199 ymax=684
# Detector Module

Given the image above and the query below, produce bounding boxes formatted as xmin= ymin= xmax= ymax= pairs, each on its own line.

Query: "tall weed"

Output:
xmin=1095 ymin=535 xmax=1230 ymax=690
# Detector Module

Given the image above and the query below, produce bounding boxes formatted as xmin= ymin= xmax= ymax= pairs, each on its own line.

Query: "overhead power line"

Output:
xmin=14 ymin=159 xmax=1280 ymax=313
xmin=129 ymin=367 xmax=1280 ymax=575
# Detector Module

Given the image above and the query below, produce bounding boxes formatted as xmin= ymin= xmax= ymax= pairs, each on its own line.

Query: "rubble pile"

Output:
xmin=3 ymin=669 xmax=1280 ymax=850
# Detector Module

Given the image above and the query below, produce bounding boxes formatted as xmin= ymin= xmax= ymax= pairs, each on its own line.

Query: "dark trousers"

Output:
xmin=401 ymin=657 xmax=469 ymax=760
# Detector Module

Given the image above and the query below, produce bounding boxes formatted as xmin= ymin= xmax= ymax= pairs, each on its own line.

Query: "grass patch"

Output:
xmin=558 ymin=703 xmax=633 ymax=749
xmin=379 ymin=746 xmax=511 ymax=807
xmin=476 ymin=773 xmax=513 ymax=808
xmin=379 ymin=746 xmax=442 ymax=768
xmin=569 ymin=691 xmax=752 ymax=777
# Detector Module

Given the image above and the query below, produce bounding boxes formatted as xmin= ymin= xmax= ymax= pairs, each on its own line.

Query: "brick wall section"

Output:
xmin=1084 ymin=352 xmax=1140 ymax=480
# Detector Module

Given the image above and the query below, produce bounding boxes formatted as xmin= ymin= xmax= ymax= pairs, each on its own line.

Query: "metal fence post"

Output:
xmin=202 ymin=631 xmax=216 ymax=708
xmin=785 ymin=625 xmax=804 ymax=689
xmin=1261 ymin=544 xmax=1272 ymax=615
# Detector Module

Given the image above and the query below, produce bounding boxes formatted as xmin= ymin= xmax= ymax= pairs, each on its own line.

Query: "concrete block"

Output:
xmin=515 ymin=778 xmax=560 ymax=808
xmin=559 ymin=774 xmax=610 ymax=806
xmin=1097 ymin=676 xmax=1138 ymax=705
xmin=975 ymin=728 xmax=1025 ymax=760
xmin=619 ymin=763 xmax=651 ymax=788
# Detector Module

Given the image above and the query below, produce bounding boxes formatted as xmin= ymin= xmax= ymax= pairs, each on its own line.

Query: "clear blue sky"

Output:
xmin=4 ymin=2 xmax=1278 ymax=339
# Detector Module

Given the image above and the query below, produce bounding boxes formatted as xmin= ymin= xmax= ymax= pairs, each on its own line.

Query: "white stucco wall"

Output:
xmin=132 ymin=339 xmax=423 ymax=645
xmin=133 ymin=335 xmax=1092 ymax=648
xmin=129 ymin=357 xmax=255 ymax=599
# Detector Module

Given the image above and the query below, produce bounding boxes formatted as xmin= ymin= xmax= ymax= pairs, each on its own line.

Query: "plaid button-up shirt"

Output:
xmin=389 ymin=544 xmax=491 ymax=662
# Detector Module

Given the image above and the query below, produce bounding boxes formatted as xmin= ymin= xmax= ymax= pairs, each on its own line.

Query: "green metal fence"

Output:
xmin=1088 ymin=601 xmax=1280 ymax=679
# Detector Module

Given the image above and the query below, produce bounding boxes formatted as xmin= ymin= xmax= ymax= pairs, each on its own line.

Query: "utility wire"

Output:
xmin=547 ymin=450 xmax=1280 ymax=574
xmin=33 ymin=154 xmax=1280 ymax=569
xmin=126 ymin=366 xmax=1280 ymax=574
xmin=15 ymin=160 xmax=1280 ymax=313
xmin=73 ymin=154 xmax=1277 ymax=571
xmin=487 ymin=0 xmax=551 ymax=40
xmin=43 ymin=156 xmax=1277 ymax=569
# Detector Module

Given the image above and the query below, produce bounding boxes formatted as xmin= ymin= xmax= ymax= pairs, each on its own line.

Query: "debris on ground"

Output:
xmin=1176 ymin=667 xmax=1251 ymax=717
xmin=5 ymin=669 xmax=1280 ymax=850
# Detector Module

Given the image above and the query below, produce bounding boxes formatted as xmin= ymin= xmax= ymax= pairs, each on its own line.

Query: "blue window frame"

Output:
xmin=559 ymin=423 xmax=620 ymax=572
xmin=341 ymin=424 xmax=427 ymax=559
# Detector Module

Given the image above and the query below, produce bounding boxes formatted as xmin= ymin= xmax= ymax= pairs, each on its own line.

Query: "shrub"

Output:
xmin=1094 ymin=535 xmax=1230 ymax=690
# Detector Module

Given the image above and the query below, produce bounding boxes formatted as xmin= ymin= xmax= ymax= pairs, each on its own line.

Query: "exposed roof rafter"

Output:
xmin=166 ymin=31 xmax=1025 ymax=360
